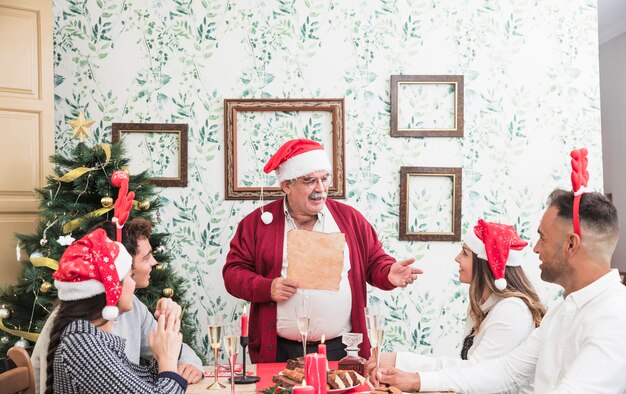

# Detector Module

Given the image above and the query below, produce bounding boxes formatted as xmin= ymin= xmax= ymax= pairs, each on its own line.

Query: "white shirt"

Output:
xmin=276 ymin=201 xmax=352 ymax=341
xmin=420 ymin=270 xmax=626 ymax=393
xmin=397 ymin=294 xmax=535 ymax=393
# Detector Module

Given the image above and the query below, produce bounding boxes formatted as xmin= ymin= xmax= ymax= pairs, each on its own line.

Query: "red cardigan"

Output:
xmin=222 ymin=199 xmax=396 ymax=363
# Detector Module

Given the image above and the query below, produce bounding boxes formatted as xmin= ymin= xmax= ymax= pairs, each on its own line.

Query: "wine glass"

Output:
xmin=296 ymin=295 xmax=311 ymax=358
xmin=207 ymin=316 xmax=226 ymax=390
xmin=364 ymin=306 xmax=384 ymax=386
xmin=224 ymin=324 xmax=240 ymax=394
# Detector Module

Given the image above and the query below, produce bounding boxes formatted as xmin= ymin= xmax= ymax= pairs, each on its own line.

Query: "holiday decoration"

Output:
xmin=162 ymin=288 xmax=174 ymax=298
xmin=0 ymin=135 xmax=196 ymax=358
xmin=101 ymin=196 xmax=113 ymax=207
xmin=0 ymin=307 xmax=10 ymax=320
xmin=67 ymin=111 xmax=95 ymax=143
xmin=57 ymin=234 xmax=75 ymax=246
xmin=40 ymin=281 xmax=52 ymax=293
xmin=138 ymin=200 xmax=151 ymax=210
xmin=15 ymin=243 xmax=20 ymax=261
xmin=155 ymin=263 xmax=164 ymax=270
xmin=570 ymin=148 xmax=589 ymax=238
xmin=14 ymin=338 xmax=29 ymax=348
xmin=0 ymin=336 xmax=9 ymax=346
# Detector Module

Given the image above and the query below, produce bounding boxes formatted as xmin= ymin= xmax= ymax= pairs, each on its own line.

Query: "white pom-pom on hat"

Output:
xmin=494 ymin=278 xmax=508 ymax=291
xmin=102 ymin=305 xmax=119 ymax=320
xmin=261 ymin=211 xmax=273 ymax=225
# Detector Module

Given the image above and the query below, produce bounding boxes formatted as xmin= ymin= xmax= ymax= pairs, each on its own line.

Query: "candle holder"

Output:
xmin=232 ymin=336 xmax=260 ymax=384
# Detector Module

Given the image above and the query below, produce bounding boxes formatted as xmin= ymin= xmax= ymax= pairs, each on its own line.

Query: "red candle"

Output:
xmin=305 ymin=353 xmax=327 ymax=394
xmin=318 ymin=334 xmax=326 ymax=356
xmin=241 ymin=305 xmax=249 ymax=337
xmin=292 ymin=379 xmax=315 ymax=394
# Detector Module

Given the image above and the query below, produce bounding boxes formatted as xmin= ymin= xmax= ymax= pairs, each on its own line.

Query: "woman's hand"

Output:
xmin=149 ymin=312 xmax=183 ymax=373
xmin=379 ymin=367 xmax=421 ymax=392
xmin=365 ymin=352 xmax=397 ymax=386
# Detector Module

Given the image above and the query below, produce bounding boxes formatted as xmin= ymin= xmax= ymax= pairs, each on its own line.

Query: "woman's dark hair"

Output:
xmin=469 ymin=253 xmax=546 ymax=333
xmin=91 ymin=218 xmax=152 ymax=257
xmin=44 ymin=294 xmax=107 ymax=394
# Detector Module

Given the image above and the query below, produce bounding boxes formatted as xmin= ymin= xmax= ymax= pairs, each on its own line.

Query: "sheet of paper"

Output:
xmin=286 ymin=229 xmax=345 ymax=290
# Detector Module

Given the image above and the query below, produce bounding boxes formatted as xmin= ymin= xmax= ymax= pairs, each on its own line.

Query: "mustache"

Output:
xmin=309 ymin=192 xmax=327 ymax=199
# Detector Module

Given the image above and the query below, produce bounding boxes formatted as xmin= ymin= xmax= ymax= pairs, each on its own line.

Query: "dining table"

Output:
xmin=186 ymin=361 xmax=455 ymax=394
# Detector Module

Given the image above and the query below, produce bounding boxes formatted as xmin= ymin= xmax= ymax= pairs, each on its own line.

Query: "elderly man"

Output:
xmin=32 ymin=218 xmax=204 ymax=393
xmin=223 ymin=138 xmax=422 ymax=363
xmin=375 ymin=189 xmax=626 ymax=393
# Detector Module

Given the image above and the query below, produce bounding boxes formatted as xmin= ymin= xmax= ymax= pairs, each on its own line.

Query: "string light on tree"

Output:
xmin=0 ymin=336 xmax=9 ymax=346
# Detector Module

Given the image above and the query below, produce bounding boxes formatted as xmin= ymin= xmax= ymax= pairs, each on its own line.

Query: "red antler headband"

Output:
xmin=570 ymin=148 xmax=589 ymax=239
xmin=111 ymin=170 xmax=135 ymax=242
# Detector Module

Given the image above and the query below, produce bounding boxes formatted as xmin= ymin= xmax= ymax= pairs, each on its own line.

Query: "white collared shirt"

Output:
xmin=276 ymin=200 xmax=352 ymax=341
xmin=420 ymin=270 xmax=626 ymax=393
xmin=396 ymin=294 xmax=535 ymax=393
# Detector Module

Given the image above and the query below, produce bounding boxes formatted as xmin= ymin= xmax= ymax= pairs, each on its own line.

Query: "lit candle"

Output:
xmin=241 ymin=305 xmax=249 ymax=337
xmin=292 ymin=379 xmax=315 ymax=394
xmin=318 ymin=334 xmax=326 ymax=356
xmin=305 ymin=353 xmax=327 ymax=394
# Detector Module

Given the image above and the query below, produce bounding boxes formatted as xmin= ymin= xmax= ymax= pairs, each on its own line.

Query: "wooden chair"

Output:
xmin=0 ymin=347 xmax=35 ymax=394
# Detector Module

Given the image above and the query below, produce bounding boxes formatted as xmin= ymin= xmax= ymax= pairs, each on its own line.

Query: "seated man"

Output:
xmin=31 ymin=218 xmax=203 ymax=393
xmin=376 ymin=189 xmax=626 ymax=393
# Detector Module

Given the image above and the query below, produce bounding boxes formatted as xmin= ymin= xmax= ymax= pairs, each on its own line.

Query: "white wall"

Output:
xmin=600 ymin=31 xmax=626 ymax=272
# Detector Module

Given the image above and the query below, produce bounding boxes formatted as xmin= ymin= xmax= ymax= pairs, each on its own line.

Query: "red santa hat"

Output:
xmin=53 ymin=228 xmax=133 ymax=320
xmin=464 ymin=219 xmax=528 ymax=291
xmin=263 ymin=138 xmax=332 ymax=182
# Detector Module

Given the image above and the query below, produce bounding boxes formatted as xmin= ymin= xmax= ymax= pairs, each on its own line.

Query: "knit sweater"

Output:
xmin=52 ymin=319 xmax=187 ymax=393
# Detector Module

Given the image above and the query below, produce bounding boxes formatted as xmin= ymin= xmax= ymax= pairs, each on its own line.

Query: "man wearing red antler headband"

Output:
xmin=375 ymin=149 xmax=626 ymax=393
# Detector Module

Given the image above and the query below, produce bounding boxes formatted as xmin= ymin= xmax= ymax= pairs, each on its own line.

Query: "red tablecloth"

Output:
xmin=256 ymin=361 xmax=370 ymax=392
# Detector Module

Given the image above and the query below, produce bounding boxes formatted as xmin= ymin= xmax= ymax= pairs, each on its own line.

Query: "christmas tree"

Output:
xmin=0 ymin=112 xmax=198 ymax=358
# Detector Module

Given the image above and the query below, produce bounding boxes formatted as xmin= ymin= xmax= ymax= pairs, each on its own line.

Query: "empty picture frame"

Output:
xmin=224 ymin=98 xmax=345 ymax=200
xmin=111 ymin=123 xmax=188 ymax=187
xmin=391 ymin=75 xmax=464 ymax=137
xmin=399 ymin=166 xmax=462 ymax=241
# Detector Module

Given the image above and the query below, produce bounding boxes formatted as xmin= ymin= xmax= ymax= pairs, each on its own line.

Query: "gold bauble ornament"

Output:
xmin=14 ymin=338 xmax=29 ymax=348
xmin=162 ymin=288 xmax=174 ymax=298
xmin=40 ymin=281 xmax=52 ymax=293
xmin=138 ymin=200 xmax=150 ymax=210
xmin=101 ymin=196 xmax=113 ymax=207
xmin=0 ymin=306 xmax=11 ymax=320
xmin=155 ymin=263 xmax=163 ymax=270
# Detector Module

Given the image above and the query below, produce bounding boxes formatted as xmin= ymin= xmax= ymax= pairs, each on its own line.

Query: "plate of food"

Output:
xmin=272 ymin=368 xmax=366 ymax=393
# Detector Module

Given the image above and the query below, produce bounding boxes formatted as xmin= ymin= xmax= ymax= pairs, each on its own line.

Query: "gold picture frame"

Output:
xmin=391 ymin=75 xmax=464 ymax=137
xmin=224 ymin=98 xmax=345 ymax=200
xmin=111 ymin=123 xmax=188 ymax=187
xmin=399 ymin=166 xmax=462 ymax=241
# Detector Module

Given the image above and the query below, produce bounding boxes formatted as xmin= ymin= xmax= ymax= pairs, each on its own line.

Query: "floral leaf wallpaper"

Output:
xmin=53 ymin=0 xmax=601 ymax=360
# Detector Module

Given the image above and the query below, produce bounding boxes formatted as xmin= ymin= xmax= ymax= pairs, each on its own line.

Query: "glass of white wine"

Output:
xmin=364 ymin=306 xmax=384 ymax=387
xmin=296 ymin=295 xmax=311 ymax=358
xmin=224 ymin=324 xmax=240 ymax=394
xmin=207 ymin=316 xmax=226 ymax=390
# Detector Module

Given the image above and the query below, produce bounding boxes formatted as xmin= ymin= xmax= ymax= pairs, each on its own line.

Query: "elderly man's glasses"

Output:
xmin=295 ymin=174 xmax=333 ymax=189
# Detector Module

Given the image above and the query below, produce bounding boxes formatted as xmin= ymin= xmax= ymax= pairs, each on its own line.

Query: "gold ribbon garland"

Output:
xmin=62 ymin=206 xmax=114 ymax=234
xmin=30 ymin=256 xmax=59 ymax=271
xmin=0 ymin=319 xmax=39 ymax=342
xmin=53 ymin=144 xmax=112 ymax=183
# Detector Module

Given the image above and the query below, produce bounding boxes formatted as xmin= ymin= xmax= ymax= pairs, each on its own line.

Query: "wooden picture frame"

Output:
xmin=391 ymin=75 xmax=464 ymax=137
xmin=399 ymin=166 xmax=462 ymax=241
xmin=224 ymin=98 xmax=345 ymax=200
xmin=111 ymin=123 xmax=188 ymax=187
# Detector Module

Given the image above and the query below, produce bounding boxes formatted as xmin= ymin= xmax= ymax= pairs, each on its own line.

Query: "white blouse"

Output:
xmin=396 ymin=294 xmax=535 ymax=393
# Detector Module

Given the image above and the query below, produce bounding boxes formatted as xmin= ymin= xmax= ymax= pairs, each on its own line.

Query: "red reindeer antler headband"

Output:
xmin=570 ymin=148 xmax=589 ymax=238
xmin=111 ymin=170 xmax=135 ymax=242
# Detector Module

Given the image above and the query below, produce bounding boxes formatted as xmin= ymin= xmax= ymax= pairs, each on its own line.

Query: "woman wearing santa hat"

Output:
xmin=367 ymin=219 xmax=545 ymax=394
xmin=44 ymin=229 xmax=187 ymax=394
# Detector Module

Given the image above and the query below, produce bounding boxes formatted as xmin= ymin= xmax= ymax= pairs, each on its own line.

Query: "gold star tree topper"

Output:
xmin=67 ymin=111 xmax=95 ymax=142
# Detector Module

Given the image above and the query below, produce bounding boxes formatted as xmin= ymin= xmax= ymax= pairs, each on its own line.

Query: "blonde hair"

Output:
xmin=469 ymin=253 xmax=546 ymax=333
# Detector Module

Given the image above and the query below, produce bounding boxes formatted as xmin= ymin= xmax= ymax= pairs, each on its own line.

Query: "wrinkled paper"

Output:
xmin=286 ymin=229 xmax=345 ymax=290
